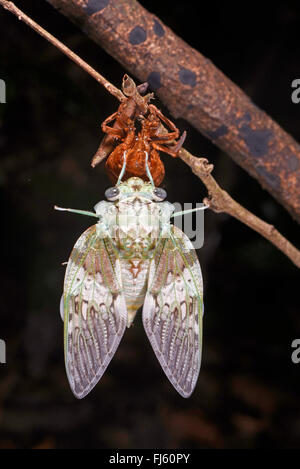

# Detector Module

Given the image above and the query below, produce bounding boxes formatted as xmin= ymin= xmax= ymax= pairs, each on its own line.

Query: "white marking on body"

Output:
xmin=82 ymin=301 xmax=88 ymax=320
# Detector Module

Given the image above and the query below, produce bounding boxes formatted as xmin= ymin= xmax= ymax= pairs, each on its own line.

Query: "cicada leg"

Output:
xmin=148 ymin=104 xmax=180 ymax=141
xmin=102 ymin=112 xmax=125 ymax=138
xmin=151 ymin=131 xmax=187 ymax=157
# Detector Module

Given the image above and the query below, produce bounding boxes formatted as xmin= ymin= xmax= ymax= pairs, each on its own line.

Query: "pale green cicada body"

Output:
xmin=56 ymin=177 xmax=204 ymax=399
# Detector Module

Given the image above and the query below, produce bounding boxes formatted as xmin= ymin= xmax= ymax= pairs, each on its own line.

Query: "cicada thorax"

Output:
xmin=104 ymin=196 xmax=162 ymax=259
xmin=101 ymin=193 xmax=163 ymax=326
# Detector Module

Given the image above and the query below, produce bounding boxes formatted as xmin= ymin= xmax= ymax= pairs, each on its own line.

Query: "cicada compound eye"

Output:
xmin=153 ymin=187 xmax=167 ymax=201
xmin=105 ymin=186 xmax=120 ymax=201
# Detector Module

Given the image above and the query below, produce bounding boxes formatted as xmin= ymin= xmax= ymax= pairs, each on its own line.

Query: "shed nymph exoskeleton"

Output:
xmin=94 ymin=102 xmax=186 ymax=187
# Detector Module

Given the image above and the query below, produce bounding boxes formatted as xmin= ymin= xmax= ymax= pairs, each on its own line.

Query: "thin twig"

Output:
xmin=1 ymin=1 xmax=300 ymax=268
xmin=179 ymin=150 xmax=300 ymax=268
xmin=0 ymin=0 xmax=125 ymax=102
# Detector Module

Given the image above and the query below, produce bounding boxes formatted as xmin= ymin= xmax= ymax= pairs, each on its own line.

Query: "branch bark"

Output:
xmin=179 ymin=150 xmax=300 ymax=268
xmin=45 ymin=0 xmax=300 ymax=225
xmin=1 ymin=1 xmax=300 ymax=268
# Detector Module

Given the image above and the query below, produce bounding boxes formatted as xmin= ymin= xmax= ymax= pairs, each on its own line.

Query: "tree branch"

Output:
xmin=45 ymin=0 xmax=300 ymax=226
xmin=1 ymin=1 xmax=300 ymax=268
xmin=179 ymin=150 xmax=300 ymax=268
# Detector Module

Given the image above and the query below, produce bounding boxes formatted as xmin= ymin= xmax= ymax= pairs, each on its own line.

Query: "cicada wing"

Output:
xmin=63 ymin=225 xmax=127 ymax=399
xmin=143 ymin=225 xmax=204 ymax=398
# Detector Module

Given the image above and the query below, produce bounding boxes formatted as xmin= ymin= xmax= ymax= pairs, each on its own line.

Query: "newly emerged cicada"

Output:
xmin=56 ymin=177 xmax=204 ymax=399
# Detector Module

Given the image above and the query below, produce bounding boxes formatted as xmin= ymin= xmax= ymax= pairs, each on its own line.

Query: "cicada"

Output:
xmin=56 ymin=177 xmax=204 ymax=398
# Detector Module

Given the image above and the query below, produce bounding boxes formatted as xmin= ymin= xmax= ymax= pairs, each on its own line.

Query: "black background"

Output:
xmin=0 ymin=0 xmax=299 ymax=449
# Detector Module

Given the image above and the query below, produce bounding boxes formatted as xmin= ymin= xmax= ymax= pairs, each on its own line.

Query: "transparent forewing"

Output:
xmin=143 ymin=226 xmax=203 ymax=398
xmin=63 ymin=225 xmax=127 ymax=398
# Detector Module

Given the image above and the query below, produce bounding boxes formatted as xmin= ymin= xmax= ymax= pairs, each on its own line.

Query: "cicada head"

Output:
xmin=118 ymin=177 xmax=153 ymax=198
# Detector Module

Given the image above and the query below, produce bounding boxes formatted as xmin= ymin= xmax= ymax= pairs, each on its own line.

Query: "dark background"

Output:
xmin=0 ymin=0 xmax=299 ymax=449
